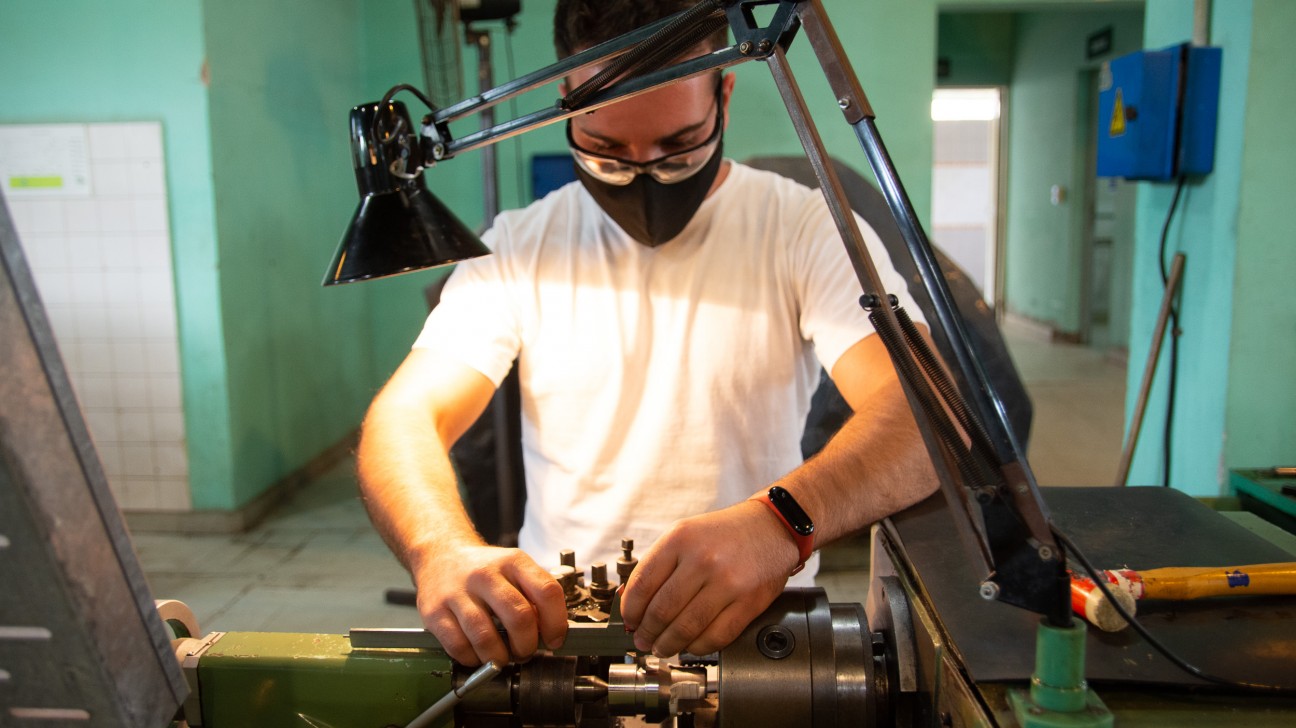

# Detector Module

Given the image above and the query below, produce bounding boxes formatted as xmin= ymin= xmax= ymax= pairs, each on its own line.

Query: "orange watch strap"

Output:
xmin=753 ymin=491 xmax=815 ymax=575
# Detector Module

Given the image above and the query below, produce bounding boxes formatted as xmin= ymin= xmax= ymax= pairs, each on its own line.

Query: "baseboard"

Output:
xmin=123 ymin=430 xmax=358 ymax=534
xmin=1001 ymin=312 xmax=1052 ymax=341
xmin=1002 ymin=311 xmax=1082 ymax=345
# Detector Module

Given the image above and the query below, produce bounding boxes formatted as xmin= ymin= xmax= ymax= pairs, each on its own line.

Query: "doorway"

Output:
xmin=1079 ymin=69 xmax=1137 ymax=354
xmin=930 ymin=87 xmax=1004 ymax=309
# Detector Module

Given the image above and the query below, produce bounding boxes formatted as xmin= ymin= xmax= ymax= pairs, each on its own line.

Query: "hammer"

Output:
xmin=1071 ymin=562 xmax=1296 ymax=632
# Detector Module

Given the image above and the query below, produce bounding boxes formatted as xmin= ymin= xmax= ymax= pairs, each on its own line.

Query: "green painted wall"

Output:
xmin=726 ymin=0 xmax=937 ymax=221
xmin=938 ymin=12 xmax=1016 ymax=87
xmin=1000 ymin=8 xmax=1144 ymax=335
xmin=1124 ymin=0 xmax=1252 ymax=494
xmin=0 ymin=0 xmax=444 ymax=511
xmin=201 ymin=0 xmax=376 ymax=508
xmin=0 ymin=0 xmax=236 ymax=505
xmin=1224 ymin=0 xmax=1296 ymax=471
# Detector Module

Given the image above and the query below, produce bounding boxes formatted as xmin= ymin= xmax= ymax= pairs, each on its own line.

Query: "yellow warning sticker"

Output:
xmin=1109 ymin=88 xmax=1126 ymax=137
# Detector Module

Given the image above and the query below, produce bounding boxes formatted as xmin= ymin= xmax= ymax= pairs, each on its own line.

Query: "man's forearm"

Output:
xmin=356 ymin=362 xmax=570 ymax=668
xmin=773 ymin=380 xmax=937 ymax=547
xmin=356 ymin=398 xmax=484 ymax=574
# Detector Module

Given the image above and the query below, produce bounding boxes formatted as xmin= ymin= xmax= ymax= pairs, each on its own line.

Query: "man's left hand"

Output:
xmin=619 ymin=500 xmax=799 ymax=657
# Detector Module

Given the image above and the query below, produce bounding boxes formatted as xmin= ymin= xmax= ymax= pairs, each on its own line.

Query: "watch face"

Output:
xmin=769 ymin=486 xmax=815 ymax=536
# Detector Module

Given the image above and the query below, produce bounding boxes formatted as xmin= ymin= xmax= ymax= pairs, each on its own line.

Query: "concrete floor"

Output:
xmin=1007 ymin=330 xmax=1128 ymax=488
xmin=136 ymin=330 xmax=1129 ymax=635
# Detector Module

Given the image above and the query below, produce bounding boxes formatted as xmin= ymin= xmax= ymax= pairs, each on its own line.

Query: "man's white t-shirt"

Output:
xmin=414 ymin=161 xmax=920 ymax=584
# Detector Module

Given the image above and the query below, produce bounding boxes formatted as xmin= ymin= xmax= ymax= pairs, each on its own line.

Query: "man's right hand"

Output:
xmin=358 ymin=350 xmax=567 ymax=665
xmin=410 ymin=543 xmax=569 ymax=666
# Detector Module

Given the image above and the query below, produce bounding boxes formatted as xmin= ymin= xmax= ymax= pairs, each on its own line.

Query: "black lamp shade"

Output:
xmin=323 ymin=101 xmax=490 ymax=286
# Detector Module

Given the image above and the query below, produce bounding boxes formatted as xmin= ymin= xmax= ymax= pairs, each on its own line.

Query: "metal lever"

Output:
xmin=406 ymin=660 xmax=504 ymax=728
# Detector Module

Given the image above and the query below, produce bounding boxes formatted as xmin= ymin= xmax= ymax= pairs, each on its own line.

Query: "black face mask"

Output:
xmin=575 ymin=139 xmax=724 ymax=247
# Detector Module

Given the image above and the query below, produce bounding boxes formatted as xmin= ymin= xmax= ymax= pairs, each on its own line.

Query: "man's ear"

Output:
xmin=721 ymin=72 xmax=736 ymax=128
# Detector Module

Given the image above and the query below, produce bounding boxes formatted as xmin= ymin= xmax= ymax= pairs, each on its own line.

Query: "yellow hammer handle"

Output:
xmin=1137 ymin=562 xmax=1296 ymax=600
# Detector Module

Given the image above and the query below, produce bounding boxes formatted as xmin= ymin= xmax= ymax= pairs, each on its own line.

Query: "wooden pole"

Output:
xmin=1115 ymin=252 xmax=1186 ymax=486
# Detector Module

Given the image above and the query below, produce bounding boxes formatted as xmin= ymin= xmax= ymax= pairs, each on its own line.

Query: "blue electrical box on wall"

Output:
xmin=1097 ymin=43 xmax=1222 ymax=180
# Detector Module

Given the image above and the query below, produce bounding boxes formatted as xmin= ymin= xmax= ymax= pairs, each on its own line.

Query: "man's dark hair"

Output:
xmin=554 ymin=0 xmax=729 ymax=59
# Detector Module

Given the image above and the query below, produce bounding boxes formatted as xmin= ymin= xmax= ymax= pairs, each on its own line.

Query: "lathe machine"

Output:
xmin=159 ymin=487 xmax=1296 ymax=727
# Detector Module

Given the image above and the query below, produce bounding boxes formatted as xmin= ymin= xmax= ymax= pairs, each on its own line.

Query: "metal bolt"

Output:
xmin=552 ymin=565 xmax=580 ymax=605
xmin=617 ymin=539 xmax=638 ymax=584
xmin=589 ymin=561 xmax=617 ymax=602
xmin=756 ymin=625 xmax=795 ymax=659
xmin=559 ymin=549 xmax=576 ymax=568
xmin=738 ymin=41 xmax=753 ymax=55
xmin=432 ymin=143 xmax=446 ymax=159
xmin=1038 ymin=545 xmax=1055 ymax=561
xmin=838 ymin=97 xmax=851 ymax=110
xmin=757 ymin=39 xmax=772 ymax=53
xmin=859 ymin=293 xmax=881 ymax=311
xmin=979 ymin=581 xmax=1001 ymax=601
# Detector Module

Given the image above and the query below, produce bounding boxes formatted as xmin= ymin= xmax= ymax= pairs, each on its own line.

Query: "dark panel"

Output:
xmin=890 ymin=486 xmax=1296 ymax=688
xmin=0 ymin=190 xmax=186 ymax=725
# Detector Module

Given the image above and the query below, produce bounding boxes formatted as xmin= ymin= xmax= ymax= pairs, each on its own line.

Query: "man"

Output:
xmin=357 ymin=0 xmax=937 ymax=668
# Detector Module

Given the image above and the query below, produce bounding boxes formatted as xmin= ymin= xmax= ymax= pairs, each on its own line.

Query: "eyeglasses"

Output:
xmin=567 ymin=81 xmax=724 ymax=186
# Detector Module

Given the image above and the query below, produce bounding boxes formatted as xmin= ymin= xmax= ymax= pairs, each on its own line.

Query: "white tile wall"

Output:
xmin=3 ymin=122 xmax=191 ymax=512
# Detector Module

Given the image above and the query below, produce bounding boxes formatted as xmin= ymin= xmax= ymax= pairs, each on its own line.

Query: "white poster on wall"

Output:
xmin=0 ymin=123 xmax=93 ymax=197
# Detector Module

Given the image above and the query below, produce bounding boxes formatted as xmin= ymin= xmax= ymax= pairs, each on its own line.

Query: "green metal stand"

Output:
xmin=1008 ymin=619 xmax=1114 ymax=727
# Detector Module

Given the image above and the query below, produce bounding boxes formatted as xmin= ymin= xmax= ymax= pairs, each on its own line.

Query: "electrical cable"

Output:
xmin=1054 ymin=528 xmax=1294 ymax=693
xmin=1157 ymin=176 xmax=1186 ymax=487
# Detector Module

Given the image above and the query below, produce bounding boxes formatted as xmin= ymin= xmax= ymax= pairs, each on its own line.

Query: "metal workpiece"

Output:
xmin=456 ymin=653 xmax=711 ymax=726
xmin=607 ymin=657 xmax=710 ymax=723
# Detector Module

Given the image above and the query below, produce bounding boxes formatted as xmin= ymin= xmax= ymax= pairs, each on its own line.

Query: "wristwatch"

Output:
xmin=752 ymin=486 xmax=816 ymax=575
